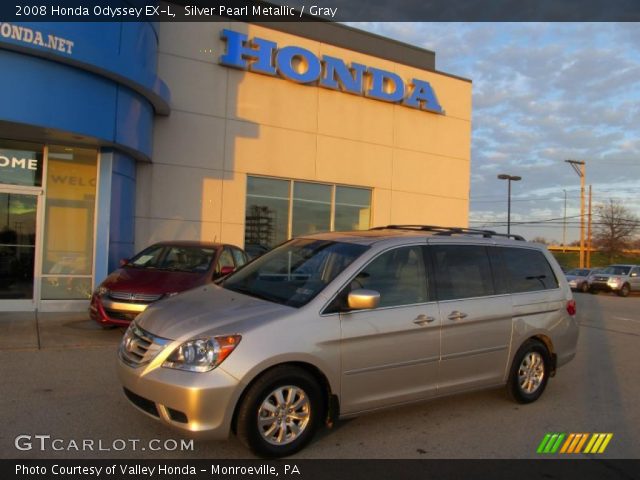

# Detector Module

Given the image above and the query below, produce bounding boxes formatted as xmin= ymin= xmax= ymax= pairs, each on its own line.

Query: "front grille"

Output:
xmin=123 ymin=388 xmax=159 ymax=417
xmin=594 ymin=276 xmax=609 ymax=282
xmin=105 ymin=309 xmax=138 ymax=322
xmin=109 ymin=291 xmax=163 ymax=303
xmin=119 ymin=323 xmax=171 ymax=367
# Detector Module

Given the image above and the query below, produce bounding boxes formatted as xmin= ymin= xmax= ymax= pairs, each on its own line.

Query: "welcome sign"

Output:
xmin=219 ymin=29 xmax=444 ymax=114
xmin=0 ymin=147 xmax=42 ymax=187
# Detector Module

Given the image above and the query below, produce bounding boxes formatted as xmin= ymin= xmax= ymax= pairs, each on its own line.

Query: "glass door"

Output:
xmin=0 ymin=191 xmax=38 ymax=305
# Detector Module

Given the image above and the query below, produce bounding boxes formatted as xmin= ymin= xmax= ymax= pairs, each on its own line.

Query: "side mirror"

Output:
xmin=119 ymin=258 xmax=129 ymax=267
xmin=220 ymin=266 xmax=235 ymax=276
xmin=347 ymin=289 xmax=380 ymax=310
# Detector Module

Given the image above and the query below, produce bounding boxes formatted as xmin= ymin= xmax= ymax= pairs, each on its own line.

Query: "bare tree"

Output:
xmin=593 ymin=199 xmax=640 ymax=262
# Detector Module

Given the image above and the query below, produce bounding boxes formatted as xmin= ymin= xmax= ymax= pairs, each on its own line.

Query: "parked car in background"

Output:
xmin=565 ymin=268 xmax=595 ymax=293
xmin=117 ymin=226 xmax=578 ymax=457
xmin=588 ymin=264 xmax=640 ymax=297
xmin=91 ymin=241 xmax=248 ymax=327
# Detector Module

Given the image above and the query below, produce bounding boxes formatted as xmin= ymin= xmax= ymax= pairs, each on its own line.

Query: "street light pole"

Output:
xmin=497 ymin=174 xmax=522 ymax=236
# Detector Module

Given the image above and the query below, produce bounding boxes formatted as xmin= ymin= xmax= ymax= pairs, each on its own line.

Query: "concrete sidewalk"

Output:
xmin=0 ymin=311 xmax=125 ymax=350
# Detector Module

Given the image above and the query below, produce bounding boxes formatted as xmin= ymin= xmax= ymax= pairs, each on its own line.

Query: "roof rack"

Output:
xmin=370 ymin=225 xmax=526 ymax=241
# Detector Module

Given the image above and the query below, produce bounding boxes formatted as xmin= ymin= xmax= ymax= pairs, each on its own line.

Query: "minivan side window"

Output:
xmin=353 ymin=246 xmax=430 ymax=308
xmin=500 ymin=247 xmax=559 ymax=293
xmin=432 ymin=245 xmax=495 ymax=301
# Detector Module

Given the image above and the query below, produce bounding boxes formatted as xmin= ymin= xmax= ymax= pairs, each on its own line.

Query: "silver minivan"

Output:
xmin=117 ymin=226 xmax=578 ymax=457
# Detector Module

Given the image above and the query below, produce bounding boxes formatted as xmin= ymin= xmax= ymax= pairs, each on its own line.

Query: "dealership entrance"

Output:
xmin=0 ymin=140 xmax=98 ymax=311
xmin=0 ymin=189 xmax=40 ymax=309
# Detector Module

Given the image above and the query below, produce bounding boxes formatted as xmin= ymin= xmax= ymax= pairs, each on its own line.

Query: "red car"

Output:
xmin=90 ymin=241 xmax=248 ymax=327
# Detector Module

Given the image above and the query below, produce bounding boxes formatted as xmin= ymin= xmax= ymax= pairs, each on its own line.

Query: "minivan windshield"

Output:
xmin=222 ymin=238 xmax=368 ymax=307
xmin=601 ymin=265 xmax=631 ymax=275
xmin=128 ymin=245 xmax=216 ymax=273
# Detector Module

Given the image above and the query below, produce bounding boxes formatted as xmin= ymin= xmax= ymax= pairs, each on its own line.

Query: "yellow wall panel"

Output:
xmin=316 ymin=136 xmax=393 ymax=189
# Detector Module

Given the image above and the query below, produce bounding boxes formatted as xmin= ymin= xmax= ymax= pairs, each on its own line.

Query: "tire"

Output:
xmin=235 ymin=366 xmax=324 ymax=457
xmin=618 ymin=284 xmax=630 ymax=297
xmin=507 ymin=339 xmax=551 ymax=404
xmin=580 ymin=282 xmax=589 ymax=293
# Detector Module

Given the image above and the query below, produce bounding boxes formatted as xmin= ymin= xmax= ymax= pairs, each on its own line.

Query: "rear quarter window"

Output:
xmin=501 ymin=247 xmax=559 ymax=293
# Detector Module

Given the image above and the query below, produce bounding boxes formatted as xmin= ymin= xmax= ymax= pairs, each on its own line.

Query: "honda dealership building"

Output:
xmin=0 ymin=18 xmax=471 ymax=311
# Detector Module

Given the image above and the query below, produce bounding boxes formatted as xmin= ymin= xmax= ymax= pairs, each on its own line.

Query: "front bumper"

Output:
xmin=116 ymin=356 xmax=241 ymax=438
xmin=90 ymin=295 xmax=149 ymax=327
xmin=589 ymin=282 xmax=621 ymax=292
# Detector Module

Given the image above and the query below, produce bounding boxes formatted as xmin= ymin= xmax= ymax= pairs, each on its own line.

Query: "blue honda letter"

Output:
xmin=219 ymin=29 xmax=277 ymax=76
xmin=366 ymin=67 xmax=404 ymax=102
xmin=404 ymin=79 xmax=444 ymax=113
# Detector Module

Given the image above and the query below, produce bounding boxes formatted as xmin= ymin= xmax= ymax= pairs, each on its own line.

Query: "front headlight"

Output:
xmin=608 ymin=276 xmax=622 ymax=286
xmin=94 ymin=286 xmax=109 ymax=296
xmin=162 ymin=335 xmax=241 ymax=372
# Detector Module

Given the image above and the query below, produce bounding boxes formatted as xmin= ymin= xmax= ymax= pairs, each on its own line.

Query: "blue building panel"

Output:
xmin=0 ymin=49 xmax=117 ymax=140
xmin=108 ymin=151 xmax=137 ymax=273
xmin=0 ymin=20 xmax=171 ymax=283
xmin=115 ymin=85 xmax=155 ymax=159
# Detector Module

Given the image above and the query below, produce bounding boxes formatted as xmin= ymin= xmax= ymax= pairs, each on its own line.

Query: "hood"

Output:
xmin=135 ymin=284 xmax=295 ymax=341
xmin=101 ymin=267 xmax=207 ymax=294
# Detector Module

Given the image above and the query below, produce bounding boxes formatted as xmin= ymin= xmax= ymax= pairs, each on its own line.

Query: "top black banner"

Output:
xmin=2 ymin=0 xmax=640 ymax=22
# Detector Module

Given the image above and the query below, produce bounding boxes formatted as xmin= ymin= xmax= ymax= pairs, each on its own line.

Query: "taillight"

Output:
xmin=566 ymin=299 xmax=576 ymax=316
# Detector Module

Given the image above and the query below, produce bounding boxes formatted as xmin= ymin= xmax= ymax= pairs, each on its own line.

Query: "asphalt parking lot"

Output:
xmin=1 ymin=293 xmax=638 ymax=459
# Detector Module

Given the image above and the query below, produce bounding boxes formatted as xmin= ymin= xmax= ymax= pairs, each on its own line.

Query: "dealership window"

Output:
xmin=292 ymin=182 xmax=331 ymax=237
xmin=245 ymin=176 xmax=371 ymax=250
xmin=40 ymin=146 xmax=97 ymax=300
xmin=335 ymin=186 xmax=372 ymax=231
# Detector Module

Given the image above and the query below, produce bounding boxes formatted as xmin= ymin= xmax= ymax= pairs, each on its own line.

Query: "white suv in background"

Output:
xmin=588 ymin=264 xmax=640 ymax=297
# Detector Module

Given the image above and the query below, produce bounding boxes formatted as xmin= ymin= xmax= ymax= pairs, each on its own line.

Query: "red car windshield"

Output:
xmin=128 ymin=245 xmax=216 ymax=273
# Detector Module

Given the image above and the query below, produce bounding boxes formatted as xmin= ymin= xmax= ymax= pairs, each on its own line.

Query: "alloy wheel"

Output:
xmin=257 ymin=386 xmax=311 ymax=446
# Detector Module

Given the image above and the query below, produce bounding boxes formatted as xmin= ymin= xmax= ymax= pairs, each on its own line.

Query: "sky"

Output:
xmin=349 ymin=23 xmax=640 ymax=243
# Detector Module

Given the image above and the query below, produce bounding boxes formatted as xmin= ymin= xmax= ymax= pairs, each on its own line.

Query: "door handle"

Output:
xmin=413 ymin=314 xmax=436 ymax=326
xmin=447 ymin=311 xmax=468 ymax=321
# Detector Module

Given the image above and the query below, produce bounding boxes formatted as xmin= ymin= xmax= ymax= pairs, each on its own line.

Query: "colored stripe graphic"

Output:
xmin=537 ymin=434 xmax=552 ymax=453
xmin=538 ymin=433 xmax=613 ymax=454
xmin=584 ymin=433 xmax=614 ymax=454
xmin=537 ymin=433 xmax=565 ymax=454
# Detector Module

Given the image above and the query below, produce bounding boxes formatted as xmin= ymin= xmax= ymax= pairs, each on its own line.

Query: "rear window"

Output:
xmin=501 ymin=247 xmax=559 ymax=293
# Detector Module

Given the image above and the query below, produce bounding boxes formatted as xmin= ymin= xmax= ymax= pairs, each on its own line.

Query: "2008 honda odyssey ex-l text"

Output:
xmin=117 ymin=226 xmax=579 ymax=457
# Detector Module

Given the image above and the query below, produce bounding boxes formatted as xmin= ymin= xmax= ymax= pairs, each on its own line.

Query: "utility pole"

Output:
xmin=562 ymin=189 xmax=567 ymax=253
xmin=565 ymin=160 xmax=586 ymax=268
xmin=587 ymin=185 xmax=592 ymax=268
